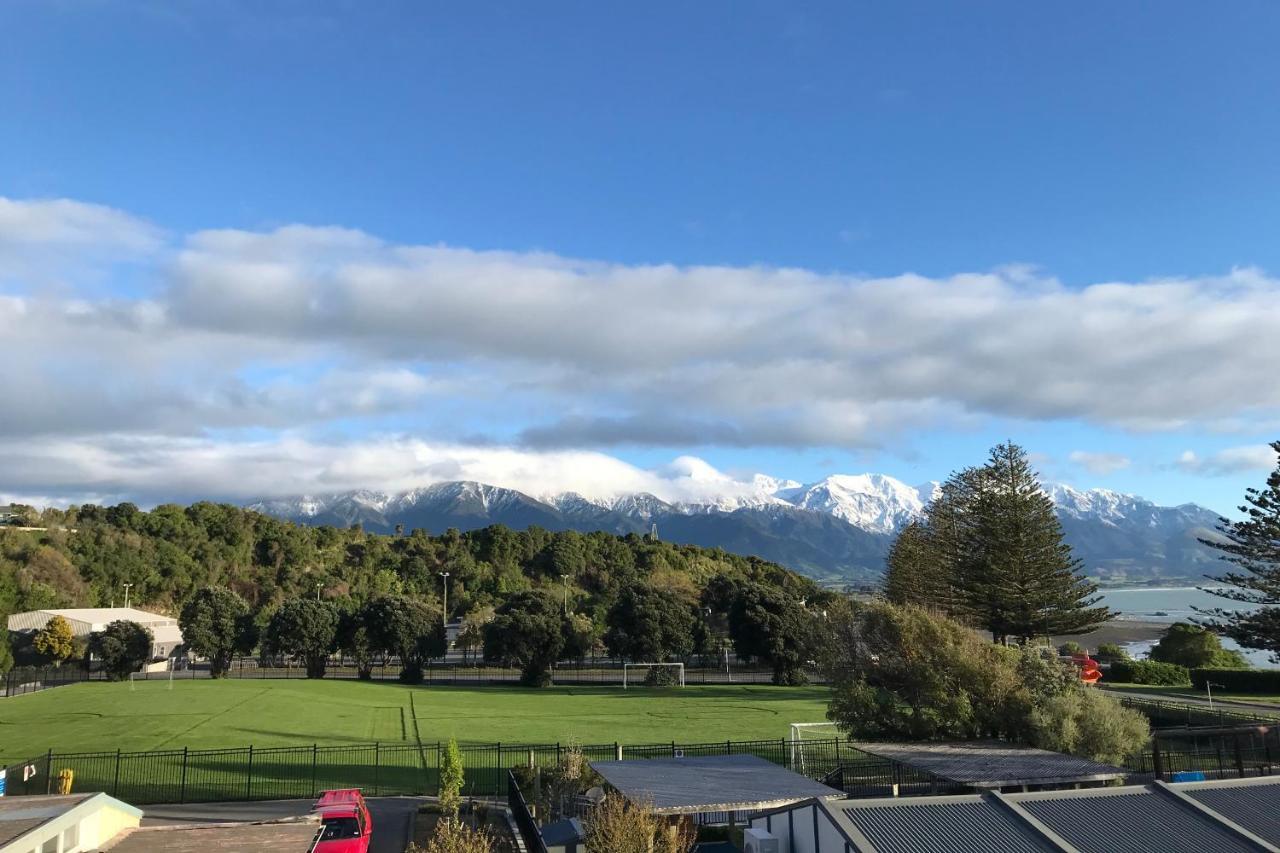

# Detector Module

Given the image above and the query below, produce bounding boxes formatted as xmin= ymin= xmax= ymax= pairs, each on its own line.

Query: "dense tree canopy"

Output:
xmin=264 ymin=599 xmax=341 ymax=678
xmin=604 ymin=586 xmax=696 ymax=663
xmin=1149 ymin=622 xmax=1248 ymax=670
xmin=1201 ymin=440 xmax=1280 ymax=662
xmin=483 ymin=591 xmax=566 ymax=686
xmin=728 ymin=581 xmax=820 ymax=685
xmin=91 ymin=620 xmax=153 ymax=680
xmin=33 ymin=615 xmax=75 ymax=665
xmin=179 ymin=587 xmax=255 ymax=678
xmin=365 ymin=595 xmax=444 ymax=684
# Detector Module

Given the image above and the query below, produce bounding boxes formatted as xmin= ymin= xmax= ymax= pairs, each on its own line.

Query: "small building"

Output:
xmin=0 ymin=792 xmax=142 ymax=853
xmin=6 ymin=608 xmax=183 ymax=662
xmin=0 ymin=506 xmax=20 ymax=525
xmin=747 ymin=775 xmax=1280 ymax=852
xmin=589 ymin=754 xmax=845 ymax=825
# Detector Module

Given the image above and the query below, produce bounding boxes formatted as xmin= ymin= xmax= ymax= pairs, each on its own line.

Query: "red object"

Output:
xmin=313 ymin=789 xmax=373 ymax=853
xmin=1071 ymin=652 xmax=1103 ymax=684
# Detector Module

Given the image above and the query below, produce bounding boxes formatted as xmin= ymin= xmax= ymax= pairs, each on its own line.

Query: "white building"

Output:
xmin=6 ymin=608 xmax=184 ymax=660
xmin=0 ymin=792 xmax=142 ymax=853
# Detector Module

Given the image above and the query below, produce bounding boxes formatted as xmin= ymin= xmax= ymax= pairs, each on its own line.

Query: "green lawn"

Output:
xmin=0 ymin=680 xmax=832 ymax=763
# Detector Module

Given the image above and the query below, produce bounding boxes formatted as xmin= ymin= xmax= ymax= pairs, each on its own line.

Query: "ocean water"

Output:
xmin=1099 ymin=586 xmax=1276 ymax=670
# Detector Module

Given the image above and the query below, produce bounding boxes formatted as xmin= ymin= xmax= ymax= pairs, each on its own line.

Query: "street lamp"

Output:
xmin=438 ymin=572 xmax=451 ymax=626
xmin=315 ymin=582 xmax=322 ymax=601
xmin=1206 ymin=681 xmax=1225 ymax=710
xmin=122 ymin=583 xmax=133 ymax=609
xmin=560 ymin=574 xmax=571 ymax=615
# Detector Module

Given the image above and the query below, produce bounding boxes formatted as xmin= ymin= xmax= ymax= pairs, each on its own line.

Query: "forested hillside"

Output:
xmin=0 ymin=502 xmax=820 ymax=626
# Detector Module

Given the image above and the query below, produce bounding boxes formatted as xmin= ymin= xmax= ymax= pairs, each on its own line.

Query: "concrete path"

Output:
xmin=142 ymin=795 xmax=426 ymax=853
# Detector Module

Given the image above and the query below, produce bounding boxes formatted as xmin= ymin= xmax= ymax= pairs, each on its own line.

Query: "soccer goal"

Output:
xmin=788 ymin=722 xmax=841 ymax=775
xmin=622 ymin=662 xmax=685 ymax=689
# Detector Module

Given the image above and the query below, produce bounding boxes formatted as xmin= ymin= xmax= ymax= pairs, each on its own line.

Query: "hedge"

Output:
xmin=1190 ymin=668 xmax=1280 ymax=694
xmin=1109 ymin=659 xmax=1190 ymax=686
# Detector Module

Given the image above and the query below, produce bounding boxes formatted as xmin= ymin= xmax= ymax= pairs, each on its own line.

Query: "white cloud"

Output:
xmin=4 ymin=196 xmax=1280 ymax=503
xmin=1068 ymin=451 xmax=1131 ymax=475
xmin=1175 ymin=446 xmax=1278 ymax=476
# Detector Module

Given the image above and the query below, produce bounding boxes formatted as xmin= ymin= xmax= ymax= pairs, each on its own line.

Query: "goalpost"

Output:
xmin=622 ymin=662 xmax=686 ymax=689
xmin=788 ymin=722 xmax=841 ymax=775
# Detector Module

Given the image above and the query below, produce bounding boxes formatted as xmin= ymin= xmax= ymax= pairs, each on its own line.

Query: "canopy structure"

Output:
xmin=853 ymin=741 xmax=1128 ymax=790
xmin=588 ymin=753 xmax=844 ymax=816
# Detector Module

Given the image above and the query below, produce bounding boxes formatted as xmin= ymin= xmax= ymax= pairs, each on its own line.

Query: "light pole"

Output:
xmin=439 ymin=571 xmax=450 ymax=627
xmin=560 ymin=574 xmax=571 ymax=615
xmin=1206 ymin=681 xmax=1225 ymax=710
xmin=315 ymin=582 xmax=322 ymax=601
xmin=122 ymin=583 xmax=133 ymax=609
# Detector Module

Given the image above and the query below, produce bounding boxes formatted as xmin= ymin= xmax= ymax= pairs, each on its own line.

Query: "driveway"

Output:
xmin=143 ymin=796 xmax=425 ymax=853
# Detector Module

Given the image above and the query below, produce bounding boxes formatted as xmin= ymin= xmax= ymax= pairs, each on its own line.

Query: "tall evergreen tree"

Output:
xmin=883 ymin=521 xmax=941 ymax=608
xmin=1200 ymin=441 xmax=1280 ymax=661
xmin=963 ymin=442 xmax=1108 ymax=643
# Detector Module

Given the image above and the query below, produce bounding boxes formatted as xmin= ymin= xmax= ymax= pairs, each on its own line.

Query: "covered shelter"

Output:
xmin=852 ymin=740 xmax=1128 ymax=792
xmin=589 ymin=754 xmax=844 ymax=823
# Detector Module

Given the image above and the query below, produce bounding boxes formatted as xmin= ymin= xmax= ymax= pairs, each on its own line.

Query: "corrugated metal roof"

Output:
xmin=589 ymin=754 xmax=843 ymax=815
xmin=1184 ymin=780 xmax=1280 ymax=844
xmin=853 ymin=740 xmax=1127 ymax=787
xmin=843 ymin=799 xmax=1057 ymax=853
xmin=1019 ymin=789 xmax=1254 ymax=853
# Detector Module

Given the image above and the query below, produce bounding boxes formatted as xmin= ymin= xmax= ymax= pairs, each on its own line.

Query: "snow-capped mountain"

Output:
xmin=250 ymin=474 xmax=1226 ymax=584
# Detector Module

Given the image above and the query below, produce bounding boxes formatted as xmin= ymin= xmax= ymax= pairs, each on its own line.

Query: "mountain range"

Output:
xmin=249 ymin=474 xmax=1228 ymax=586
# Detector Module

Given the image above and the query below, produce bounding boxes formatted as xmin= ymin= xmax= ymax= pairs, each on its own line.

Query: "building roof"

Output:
xmin=0 ymin=793 xmax=142 ymax=850
xmin=852 ymin=740 xmax=1128 ymax=788
xmin=102 ymin=819 xmax=321 ymax=852
xmin=151 ymin=624 xmax=185 ymax=644
xmin=41 ymin=608 xmax=177 ymax=625
xmin=766 ymin=776 xmax=1280 ymax=853
xmin=589 ymin=753 xmax=844 ymax=815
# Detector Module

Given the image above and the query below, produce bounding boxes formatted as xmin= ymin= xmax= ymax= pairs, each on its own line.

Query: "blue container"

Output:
xmin=1170 ymin=771 xmax=1207 ymax=783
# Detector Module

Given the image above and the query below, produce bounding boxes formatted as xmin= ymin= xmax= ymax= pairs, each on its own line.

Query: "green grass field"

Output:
xmin=0 ymin=680 xmax=832 ymax=763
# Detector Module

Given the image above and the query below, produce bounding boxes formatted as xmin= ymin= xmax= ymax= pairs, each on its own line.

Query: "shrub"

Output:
xmin=413 ymin=819 xmax=499 ymax=853
xmin=439 ymin=738 xmax=464 ymax=818
xmin=584 ymin=794 xmax=696 ymax=853
xmin=1057 ymin=641 xmax=1086 ymax=656
xmin=33 ymin=616 xmax=75 ymax=664
xmin=1109 ymin=659 xmax=1190 ymax=686
xmin=1095 ymin=643 xmax=1129 ymax=663
xmin=1190 ymin=668 xmax=1280 ymax=694
xmin=1150 ymin=623 xmax=1249 ymax=669
xmin=1028 ymin=689 xmax=1151 ymax=765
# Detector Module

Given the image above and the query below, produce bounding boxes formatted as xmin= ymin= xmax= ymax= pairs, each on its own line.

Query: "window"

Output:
xmin=320 ymin=817 xmax=361 ymax=840
xmin=40 ymin=837 xmax=57 ymax=853
xmin=62 ymin=823 xmax=79 ymax=851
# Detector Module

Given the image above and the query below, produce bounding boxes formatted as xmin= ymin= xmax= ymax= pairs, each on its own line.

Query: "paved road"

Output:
xmin=143 ymin=796 xmax=425 ymax=853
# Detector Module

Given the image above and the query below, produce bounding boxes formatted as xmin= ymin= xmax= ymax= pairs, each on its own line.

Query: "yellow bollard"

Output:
xmin=56 ymin=768 xmax=74 ymax=795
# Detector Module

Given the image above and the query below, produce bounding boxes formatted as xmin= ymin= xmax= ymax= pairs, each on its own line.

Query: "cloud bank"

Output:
xmin=2 ymin=196 xmax=1278 ymax=503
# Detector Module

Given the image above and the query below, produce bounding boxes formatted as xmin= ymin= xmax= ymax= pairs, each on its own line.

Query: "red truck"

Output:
xmin=313 ymin=789 xmax=373 ymax=853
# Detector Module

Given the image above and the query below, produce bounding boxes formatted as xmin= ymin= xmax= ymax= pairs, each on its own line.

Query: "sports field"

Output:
xmin=0 ymin=680 xmax=832 ymax=762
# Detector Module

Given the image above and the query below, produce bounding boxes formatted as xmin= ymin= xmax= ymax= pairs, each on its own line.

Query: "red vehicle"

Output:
xmin=312 ymin=788 xmax=373 ymax=853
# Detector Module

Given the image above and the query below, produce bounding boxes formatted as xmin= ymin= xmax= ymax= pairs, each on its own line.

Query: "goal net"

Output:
xmin=788 ymin=722 xmax=841 ymax=775
xmin=622 ymin=662 xmax=686 ymax=689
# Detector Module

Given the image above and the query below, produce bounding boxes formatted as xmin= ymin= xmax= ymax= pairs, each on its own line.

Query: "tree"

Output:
xmin=1149 ymin=622 xmax=1248 ymax=670
xmin=0 ymin=633 xmax=12 ymax=674
xmin=1201 ymin=441 xmax=1280 ymax=662
xmin=584 ymin=794 xmax=696 ymax=853
xmin=456 ymin=605 xmax=495 ymax=664
xmin=483 ymin=591 xmax=564 ymax=687
xmin=439 ymin=737 xmax=464 ymax=818
xmin=884 ymin=521 xmax=951 ymax=611
xmin=32 ymin=615 xmax=75 ymax=665
xmin=264 ymin=598 xmax=339 ymax=678
xmin=1095 ymin=642 xmax=1130 ymax=663
xmin=365 ymin=595 xmax=445 ymax=684
xmin=337 ymin=604 xmax=378 ymax=679
xmin=604 ymin=586 xmax=696 ymax=663
xmin=962 ymin=442 xmax=1109 ymax=643
xmin=728 ymin=581 xmax=817 ymax=685
xmin=1028 ymin=688 xmax=1151 ymax=765
xmin=91 ymin=620 xmax=153 ymax=680
xmin=179 ymin=587 xmax=254 ymax=678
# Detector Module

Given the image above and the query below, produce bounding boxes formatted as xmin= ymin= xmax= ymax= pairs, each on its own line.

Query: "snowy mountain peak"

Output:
xmin=788 ymin=473 xmax=930 ymax=534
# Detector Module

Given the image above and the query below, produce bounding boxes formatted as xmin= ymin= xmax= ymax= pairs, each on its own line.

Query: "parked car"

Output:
xmin=313 ymin=788 xmax=373 ymax=852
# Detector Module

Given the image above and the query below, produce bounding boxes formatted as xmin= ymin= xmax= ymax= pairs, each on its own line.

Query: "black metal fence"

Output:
xmin=1119 ymin=696 xmax=1280 ymax=728
xmin=508 ymin=770 xmax=550 ymax=853
xmin=1 ymin=736 xmax=882 ymax=806
xmin=2 ymin=659 xmax=813 ymax=699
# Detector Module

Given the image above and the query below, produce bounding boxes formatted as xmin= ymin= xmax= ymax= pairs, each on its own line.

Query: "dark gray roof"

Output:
xmin=1019 ymin=789 xmax=1250 ymax=853
xmin=589 ymin=753 xmax=844 ymax=815
xmin=540 ymin=817 xmax=584 ymax=846
xmin=853 ymin=740 xmax=1128 ymax=787
xmin=1183 ymin=779 xmax=1280 ymax=843
xmin=771 ymin=777 xmax=1280 ymax=853
xmin=843 ymin=798 xmax=1057 ymax=853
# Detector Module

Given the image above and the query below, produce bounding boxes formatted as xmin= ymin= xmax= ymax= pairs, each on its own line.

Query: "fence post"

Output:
xmin=311 ymin=744 xmax=318 ymax=798
xmin=113 ymin=749 xmax=121 ymax=797
xmin=45 ymin=750 xmax=53 ymax=795
xmin=180 ymin=747 xmax=189 ymax=804
xmin=373 ymin=742 xmax=380 ymax=797
xmin=1234 ymin=733 xmax=1246 ymax=777
xmin=246 ymin=745 xmax=254 ymax=800
xmin=1152 ymin=735 xmax=1164 ymax=780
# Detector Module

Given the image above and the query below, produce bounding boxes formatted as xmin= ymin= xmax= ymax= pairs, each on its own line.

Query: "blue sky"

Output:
xmin=1 ymin=1 xmax=1279 ymax=511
